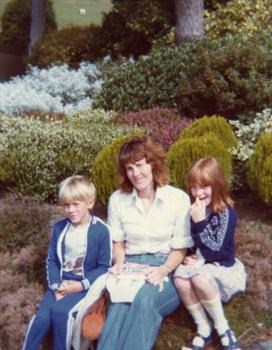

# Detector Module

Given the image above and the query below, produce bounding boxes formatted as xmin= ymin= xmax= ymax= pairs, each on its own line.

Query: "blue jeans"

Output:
xmin=97 ymin=254 xmax=181 ymax=350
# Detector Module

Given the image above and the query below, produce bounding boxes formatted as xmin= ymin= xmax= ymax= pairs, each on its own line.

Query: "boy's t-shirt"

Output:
xmin=62 ymin=223 xmax=89 ymax=277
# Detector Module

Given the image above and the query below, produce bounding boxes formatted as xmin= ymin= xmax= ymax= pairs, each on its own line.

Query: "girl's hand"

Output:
xmin=190 ymin=197 xmax=206 ymax=223
xmin=183 ymin=254 xmax=198 ymax=265
xmin=57 ymin=280 xmax=83 ymax=296
xmin=108 ymin=262 xmax=124 ymax=276
xmin=145 ymin=266 xmax=168 ymax=286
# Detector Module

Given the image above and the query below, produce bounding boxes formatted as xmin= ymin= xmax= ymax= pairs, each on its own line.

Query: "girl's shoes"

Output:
xmin=182 ymin=333 xmax=213 ymax=350
xmin=220 ymin=329 xmax=241 ymax=350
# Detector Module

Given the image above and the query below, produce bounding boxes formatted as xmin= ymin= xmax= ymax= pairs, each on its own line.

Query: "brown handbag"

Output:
xmin=81 ymin=291 xmax=109 ymax=341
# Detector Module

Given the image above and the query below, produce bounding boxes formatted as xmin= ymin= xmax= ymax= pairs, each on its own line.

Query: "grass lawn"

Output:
xmin=52 ymin=0 xmax=112 ymax=28
xmin=0 ymin=0 xmax=112 ymax=31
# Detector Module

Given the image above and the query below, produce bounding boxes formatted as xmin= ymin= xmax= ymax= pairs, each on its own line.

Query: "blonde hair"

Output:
xmin=58 ymin=175 xmax=96 ymax=205
xmin=186 ymin=157 xmax=234 ymax=213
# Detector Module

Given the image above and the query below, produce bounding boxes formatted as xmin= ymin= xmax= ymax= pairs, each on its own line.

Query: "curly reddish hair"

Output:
xmin=118 ymin=136 xmax=170 ymax=193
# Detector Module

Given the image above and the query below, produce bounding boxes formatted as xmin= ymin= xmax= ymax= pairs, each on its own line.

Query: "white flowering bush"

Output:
xmin=230 ymin=108 xmax=272 ymax=192
xmin=0 ymin=62 xmax=103 ymax=116
xmin=230 ymin=108 xmax=272 ymax=161
xmin=0 ymin=109 xmax=140 ymax=200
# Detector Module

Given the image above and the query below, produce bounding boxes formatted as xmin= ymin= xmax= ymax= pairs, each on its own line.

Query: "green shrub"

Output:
xmin=166 ymin=134 xmax=232 ymax=190
xmin=248 ymin=133 xmax=272 ymax=204
xmin=92 ymin=132 xmax=144 ymax=206
xmin=176 ymin=32 xmax=272 ymax=119
xmin=0 ymin=110 xmax=138 ymax=200
xmin=181 ymin=115 xmax=237 ymax=149
xmin=0 ymin=0 xmax=56 ymax=55
xmin=95 ymin=32 xmax=272 ymax=119
xmin=206 ymin=0 xmax=272 ymax=39
xmin=29 ymin=25 xmax=103 ymax=68
xmin=94 ymin=43 xmax=196 ymax=113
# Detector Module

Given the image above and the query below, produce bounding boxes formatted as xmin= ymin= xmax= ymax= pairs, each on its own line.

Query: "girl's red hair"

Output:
xmin=186 ymin=157 xmax=234 ymax=213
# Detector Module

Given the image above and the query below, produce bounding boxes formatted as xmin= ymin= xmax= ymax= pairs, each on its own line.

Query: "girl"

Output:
xmin=174 ymin=157 xmax=246 ymax=350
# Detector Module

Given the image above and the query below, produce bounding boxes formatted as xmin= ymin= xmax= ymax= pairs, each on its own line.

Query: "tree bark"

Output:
xmin=29 ymin=0 xmax=47 ymax=55
xmin=175 ymin=0 xmax=204 ymax=45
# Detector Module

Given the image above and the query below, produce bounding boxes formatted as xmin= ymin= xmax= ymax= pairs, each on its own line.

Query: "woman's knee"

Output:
xmin=134 ymin=283 xmax=157 ymax=308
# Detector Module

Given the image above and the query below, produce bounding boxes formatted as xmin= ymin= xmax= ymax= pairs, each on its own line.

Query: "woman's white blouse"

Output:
xmin=108 ymin=185 xmax=193 ymax=255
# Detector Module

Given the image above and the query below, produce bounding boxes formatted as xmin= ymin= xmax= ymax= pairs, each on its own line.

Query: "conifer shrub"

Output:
xmin=116 ymin=107 xmax=190 ymax=150
xmin=166 ymin=134 xmax=232 ymax=190
xmin=0 ymin=110 xmax=137 ymax=200
xmin=92 ymin=132 xmax=144 ymax=206
xmin=95 ymin=0 xmax=175 ymax=59
xmin=29 ymin=25 xmax=102 ymax=68
xmin=248 ymin=133 xmax=272 ymax=204
xmin=0 ymin=0 xmax=56 ymax=55
xmin=181 ymin=115 xmax=237 ymax=150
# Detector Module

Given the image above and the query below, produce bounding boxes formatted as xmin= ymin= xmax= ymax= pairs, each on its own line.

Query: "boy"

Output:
xmin=23 ymin=175 xmax=111 ymax=350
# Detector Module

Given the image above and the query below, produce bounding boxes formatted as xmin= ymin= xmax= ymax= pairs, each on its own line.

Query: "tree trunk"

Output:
xmin=29 ymin=0 xmax=46 ymax=55
xmin=174 ymin=0 xmax=204 ymax=45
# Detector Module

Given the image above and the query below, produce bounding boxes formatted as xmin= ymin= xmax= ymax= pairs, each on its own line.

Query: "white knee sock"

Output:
xmin=201 ymin=293 xmax=229 ymax=335
xmin=187 ymin=302 xmax=212 ymax=337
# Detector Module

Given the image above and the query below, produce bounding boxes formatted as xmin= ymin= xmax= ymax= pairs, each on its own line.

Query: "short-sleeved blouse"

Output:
xmin=108 ymin=185 xmax=193 ymax=255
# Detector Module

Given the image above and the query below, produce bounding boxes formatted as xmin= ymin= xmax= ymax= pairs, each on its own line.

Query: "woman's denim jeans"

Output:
xmin=97 ymin=253 xmax=181 ymax=350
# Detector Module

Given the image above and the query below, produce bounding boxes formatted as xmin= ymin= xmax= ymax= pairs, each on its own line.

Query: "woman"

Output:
xmin=97 ymin=136 xmax=193 ymax=350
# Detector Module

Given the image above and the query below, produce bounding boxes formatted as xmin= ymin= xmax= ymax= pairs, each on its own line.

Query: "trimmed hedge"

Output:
xmin=248 ymin=133 xmax=272 ymax=204
xmin=181 ymin=115 xmax=237 ymax=149
xmin=167 ymin=134 xmax=232 ymax=190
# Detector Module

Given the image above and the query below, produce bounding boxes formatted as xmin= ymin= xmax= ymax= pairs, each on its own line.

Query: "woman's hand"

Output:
xmin=145 ymin=266 xmax=168 ymax=286
xmin=190 ymin=197 xmax=206 ymax=223
xmin=108 ymin=262 xmax=124 ymax=276
xmin=56 ymin=280 xmax=83 ymax=297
